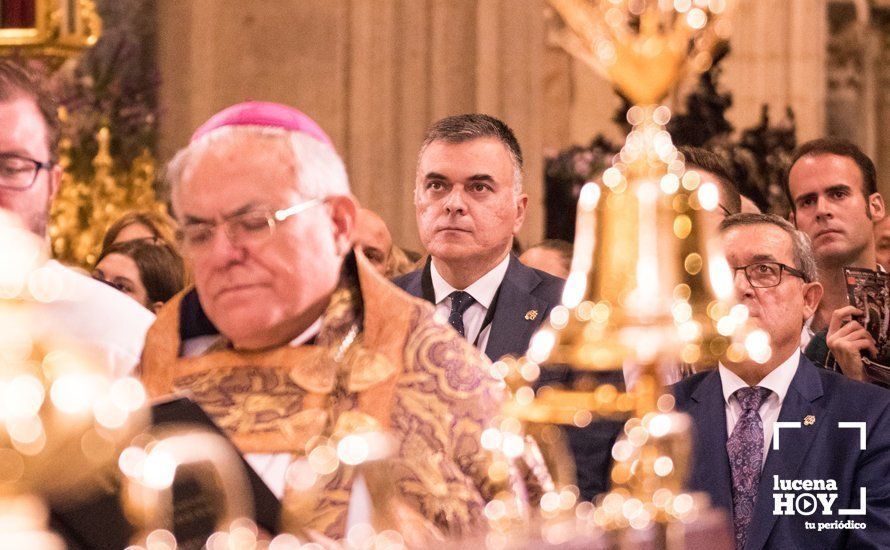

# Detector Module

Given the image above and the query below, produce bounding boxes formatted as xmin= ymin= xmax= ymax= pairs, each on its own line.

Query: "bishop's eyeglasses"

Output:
xmin=177 ymin=197 xmax=323 ymax=252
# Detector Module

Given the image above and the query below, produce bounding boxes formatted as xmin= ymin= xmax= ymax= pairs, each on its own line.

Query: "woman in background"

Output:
xmin=93 ymin=239 xmax=186 ymax=312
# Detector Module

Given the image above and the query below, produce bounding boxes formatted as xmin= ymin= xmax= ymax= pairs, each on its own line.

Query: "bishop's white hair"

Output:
xmin=165 ymin=125 xmax=349 ymax=207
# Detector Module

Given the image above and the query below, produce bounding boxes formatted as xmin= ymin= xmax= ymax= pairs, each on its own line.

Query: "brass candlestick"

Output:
xmin=494 ymin=1 xmax=763 ymax=547
xmin=49 ymin=120 xmax=167 ymax=268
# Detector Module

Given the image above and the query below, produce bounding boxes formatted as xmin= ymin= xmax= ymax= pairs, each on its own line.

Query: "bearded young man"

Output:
xmin=0 ymin=60 xmax=153 ymax=378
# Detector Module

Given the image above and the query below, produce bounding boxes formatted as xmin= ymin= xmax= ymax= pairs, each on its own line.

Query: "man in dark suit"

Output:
xmin=394 ymin=114 xmax=564 ymax=361
xmin=674 ymin=213 xmax=890 ymax=549
xmin=395 ymin=114 xmax=624 ymax=501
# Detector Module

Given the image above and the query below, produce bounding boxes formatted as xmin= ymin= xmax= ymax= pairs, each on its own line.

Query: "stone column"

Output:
xmin=721 ymin=0 xmax=828 ymax=141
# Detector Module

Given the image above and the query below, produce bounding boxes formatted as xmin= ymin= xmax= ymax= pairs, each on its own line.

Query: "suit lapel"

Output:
xmin=394 ymin=263 xmax=425 ymax=300
xmin=688 ymin=370 xmax=734 ymax=514
xmin=419 ymin=258 xmax=435 ymax=304
xmin=745 ymin=357 xmax=824 ymax=550
xmin=483 ymin=255 xmax=547 ymax=361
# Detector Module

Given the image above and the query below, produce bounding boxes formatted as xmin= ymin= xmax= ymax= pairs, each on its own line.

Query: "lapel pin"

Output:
xmin=803 ymin=415 xmax=815 ymax=426
xmin=525 ymin=310 xmax=538 ymax=320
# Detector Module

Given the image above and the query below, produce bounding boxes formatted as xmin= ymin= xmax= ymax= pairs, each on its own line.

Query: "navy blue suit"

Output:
xmin=393 ymin=254 xmax=564 ymax=361
xmin=673 ymin=356 xmax=890 ymax=549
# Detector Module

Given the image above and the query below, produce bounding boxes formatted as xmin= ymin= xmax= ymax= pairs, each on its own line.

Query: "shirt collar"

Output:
xmin=430 ymin=253 xmax=511 ymax=308
xmin=197 ymin=316 xmax=322 ymax=356
xmin=718 ymin=347 xmax=800 ymax=406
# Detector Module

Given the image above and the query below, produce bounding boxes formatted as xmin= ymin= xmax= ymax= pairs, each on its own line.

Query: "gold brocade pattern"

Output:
xmin=139 ymin=252 xmax=547 ymax=540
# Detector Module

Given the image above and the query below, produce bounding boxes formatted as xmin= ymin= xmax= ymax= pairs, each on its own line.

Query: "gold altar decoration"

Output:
xmin=0 ymin=0 xmax=101 ymax=62
xmin=495 ymin=0 xmax=761 ymax=546
xmin=49 ymin=115 xmax=165 ymax=268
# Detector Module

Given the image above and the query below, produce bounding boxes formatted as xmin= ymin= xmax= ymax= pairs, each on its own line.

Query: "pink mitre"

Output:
xmin=190 ymin=101 xmax=332 ymax=146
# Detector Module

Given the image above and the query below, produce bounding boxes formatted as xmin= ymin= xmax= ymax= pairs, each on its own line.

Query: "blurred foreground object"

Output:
xmin=490 ymin=1 xmax=762 ymax=547
xmin=0 ymin=209 xmax=147 ymax=547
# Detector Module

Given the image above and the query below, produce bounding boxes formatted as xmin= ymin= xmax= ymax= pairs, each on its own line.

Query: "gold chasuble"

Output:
xmin=140 ymin=251 xmax=546 ymax=541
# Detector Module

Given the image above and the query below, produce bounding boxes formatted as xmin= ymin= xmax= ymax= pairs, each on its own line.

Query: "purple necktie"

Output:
xmin=726 ymin=385 xmax=771 ymax=550
xmin=447 ymin=291 xmax=475 ymax=338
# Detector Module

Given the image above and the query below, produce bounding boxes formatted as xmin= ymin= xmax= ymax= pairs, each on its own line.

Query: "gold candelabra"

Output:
xmin=49 ymin=115 xmax=167 ymax=268
xmin=0 ymin=214 xmax=281 ymax=549
xmin=493 ymin=1 xmax=767 ymax=547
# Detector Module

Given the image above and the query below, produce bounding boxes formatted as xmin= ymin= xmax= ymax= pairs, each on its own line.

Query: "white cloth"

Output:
xmin=430 ymin=253 xmax=510 ymax=352
xmin=22 ymin=261 xmax=155 ymax=379
xmin=718 ymin=348 xmax=800 ymax=466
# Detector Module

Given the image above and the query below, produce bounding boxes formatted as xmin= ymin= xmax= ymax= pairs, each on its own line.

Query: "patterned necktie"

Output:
xmin=447 ymin=291 xmax=475 ymax=338
xmin=726 ymin=385 xmax=772 ymax=550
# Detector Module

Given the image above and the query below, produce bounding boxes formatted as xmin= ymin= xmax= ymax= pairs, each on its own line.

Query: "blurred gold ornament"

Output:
xmin=503 ymin=103 xmax=751 ymax=434
xmin=547 ymin=0 xmax=733 ymax=105
xmin=119 ymin=428 xmax=257 ymax=548
xmin=0 ymin=0 xmax=101 ymax=63
xmin=0 ymin=495 xmax=63 ymax=549
xmin=49 ymin=116 xmax=167 ymax=268
xmin=493 ymin=1 xmax=751 ymax=547
xmin=0 ymin=211 xmax=149 ymax=547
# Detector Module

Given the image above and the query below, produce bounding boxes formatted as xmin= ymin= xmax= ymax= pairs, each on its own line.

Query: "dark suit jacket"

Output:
xmin=393 ymin=254 xmax=564 ymax=361
xmin=673 ymin=356 xmax=890 ymax=549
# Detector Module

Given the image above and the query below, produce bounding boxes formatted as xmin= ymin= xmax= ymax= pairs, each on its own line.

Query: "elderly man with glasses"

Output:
xmin=673 ymin=213 xmax=890 ymax=549
xmin=140 ymin=102 xmax=550 ymax=542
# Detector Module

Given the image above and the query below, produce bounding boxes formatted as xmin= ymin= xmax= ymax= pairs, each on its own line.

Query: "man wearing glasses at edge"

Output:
xmin=0 ymin=61 xmax=154 ymax=378
xmin=139 ymin=102 xmax=552 ymax=542
xmin=673 ymin=213 xmax=890 ymax=550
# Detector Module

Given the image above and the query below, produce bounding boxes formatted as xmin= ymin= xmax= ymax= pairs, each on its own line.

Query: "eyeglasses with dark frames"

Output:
xmin=0 ymin=153 xmax=53 ymax=190
xmin=733 ymin=261 xmax=808 ymax=288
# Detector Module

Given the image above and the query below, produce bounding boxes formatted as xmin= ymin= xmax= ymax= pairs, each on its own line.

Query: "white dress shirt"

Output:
xmin=430 ymin=253 xmax=511 ymax=352
xmin=718 ymin=348 xmax=800 ymax=466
